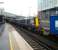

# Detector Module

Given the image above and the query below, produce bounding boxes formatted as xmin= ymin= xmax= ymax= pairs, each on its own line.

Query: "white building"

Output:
xmin=38 ymin=0 xmax=58 ymax=31
xmin=38 ymin=0 xmax=57 ymax=11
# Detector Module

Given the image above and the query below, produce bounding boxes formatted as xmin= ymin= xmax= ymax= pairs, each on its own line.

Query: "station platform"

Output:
xmin=0 ymin=23 xmax=33 ymax=50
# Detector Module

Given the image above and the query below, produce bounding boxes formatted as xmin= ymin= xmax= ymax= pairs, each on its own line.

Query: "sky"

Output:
xmin=0 ymin=0 xmax=38 ymax=17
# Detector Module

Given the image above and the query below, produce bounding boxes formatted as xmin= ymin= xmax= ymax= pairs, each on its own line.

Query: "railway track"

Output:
xmin=12 ymin=24 xmax=58 ymax=50
xmin=14 ymin=25 xmax=49 ymax=50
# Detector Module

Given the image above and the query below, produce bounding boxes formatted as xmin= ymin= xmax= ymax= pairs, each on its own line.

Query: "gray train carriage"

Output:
xmin=38 ymin=7 xmax=58 ymax=35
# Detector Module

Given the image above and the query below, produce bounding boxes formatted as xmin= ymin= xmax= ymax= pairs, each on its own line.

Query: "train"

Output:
xmin=0 ymin=15 xmax=5 ymax=24
xmin=15 ymin=17 xmax=43 ymax=33
xmin=7 ymin=16 xmax=48 ymax=35
xmin=7 ymin=16 xmax=58 ymax=37
xmin=17 ymin=16 xmax=50 ymax=35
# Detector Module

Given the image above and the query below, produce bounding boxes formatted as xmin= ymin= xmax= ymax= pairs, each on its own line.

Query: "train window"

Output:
xmin=30 ymin=19 xmax=34 ymax=25
xmin=0 ymin=15 xmax=4 ymax=23
xmin=0 ymin=17 xmax=3 ymax=22
xmin=55 ymin=20 xmax=58 ymax=30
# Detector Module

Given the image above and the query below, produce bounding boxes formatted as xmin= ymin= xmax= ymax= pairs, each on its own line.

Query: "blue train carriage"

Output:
xmin=50 ymin=16 xmax=58 ymax=37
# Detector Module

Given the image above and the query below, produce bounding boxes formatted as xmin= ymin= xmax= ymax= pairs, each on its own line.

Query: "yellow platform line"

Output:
xmin=9 ymin=33 xmax=13 ymax=50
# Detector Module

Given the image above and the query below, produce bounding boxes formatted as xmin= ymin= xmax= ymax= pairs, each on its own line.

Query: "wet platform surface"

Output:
xmin=0 ymin=23 xmax=33 ymax=50
xmin=0 ymin=24 xmax=10 ymax=50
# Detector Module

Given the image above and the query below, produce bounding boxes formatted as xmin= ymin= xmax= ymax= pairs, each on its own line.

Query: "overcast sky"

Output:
xmin=0 ymin=0 xmax=38 ymax=17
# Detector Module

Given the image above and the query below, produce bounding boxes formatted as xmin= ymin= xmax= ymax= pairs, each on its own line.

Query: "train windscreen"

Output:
xmin=0 ymin=15 xmax=4 ymax=23
xmin=55 ymin=20 xmax=58 ymax=30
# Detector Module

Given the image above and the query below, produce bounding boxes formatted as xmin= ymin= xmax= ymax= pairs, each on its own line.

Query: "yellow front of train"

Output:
xmin=34 ymin=16 xmax=39 ymax=29
xmin=34 ymin=16 xmax=44 ymax=33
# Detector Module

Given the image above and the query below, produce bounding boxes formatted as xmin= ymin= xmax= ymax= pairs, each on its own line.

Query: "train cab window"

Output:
xmin=0 ymin=15 xmax=3 ymax=22
xmin=55 ymin=20 xmax=58 ymax=30
xmin=0 ymin=17 xmax=3 ymax=22
xmin=0 ymin=15 xmax=5 ymax=23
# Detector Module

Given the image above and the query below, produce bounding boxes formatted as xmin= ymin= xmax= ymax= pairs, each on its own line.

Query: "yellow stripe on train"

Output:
xmin=34 ymin=16 xmax=40 ymax=28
